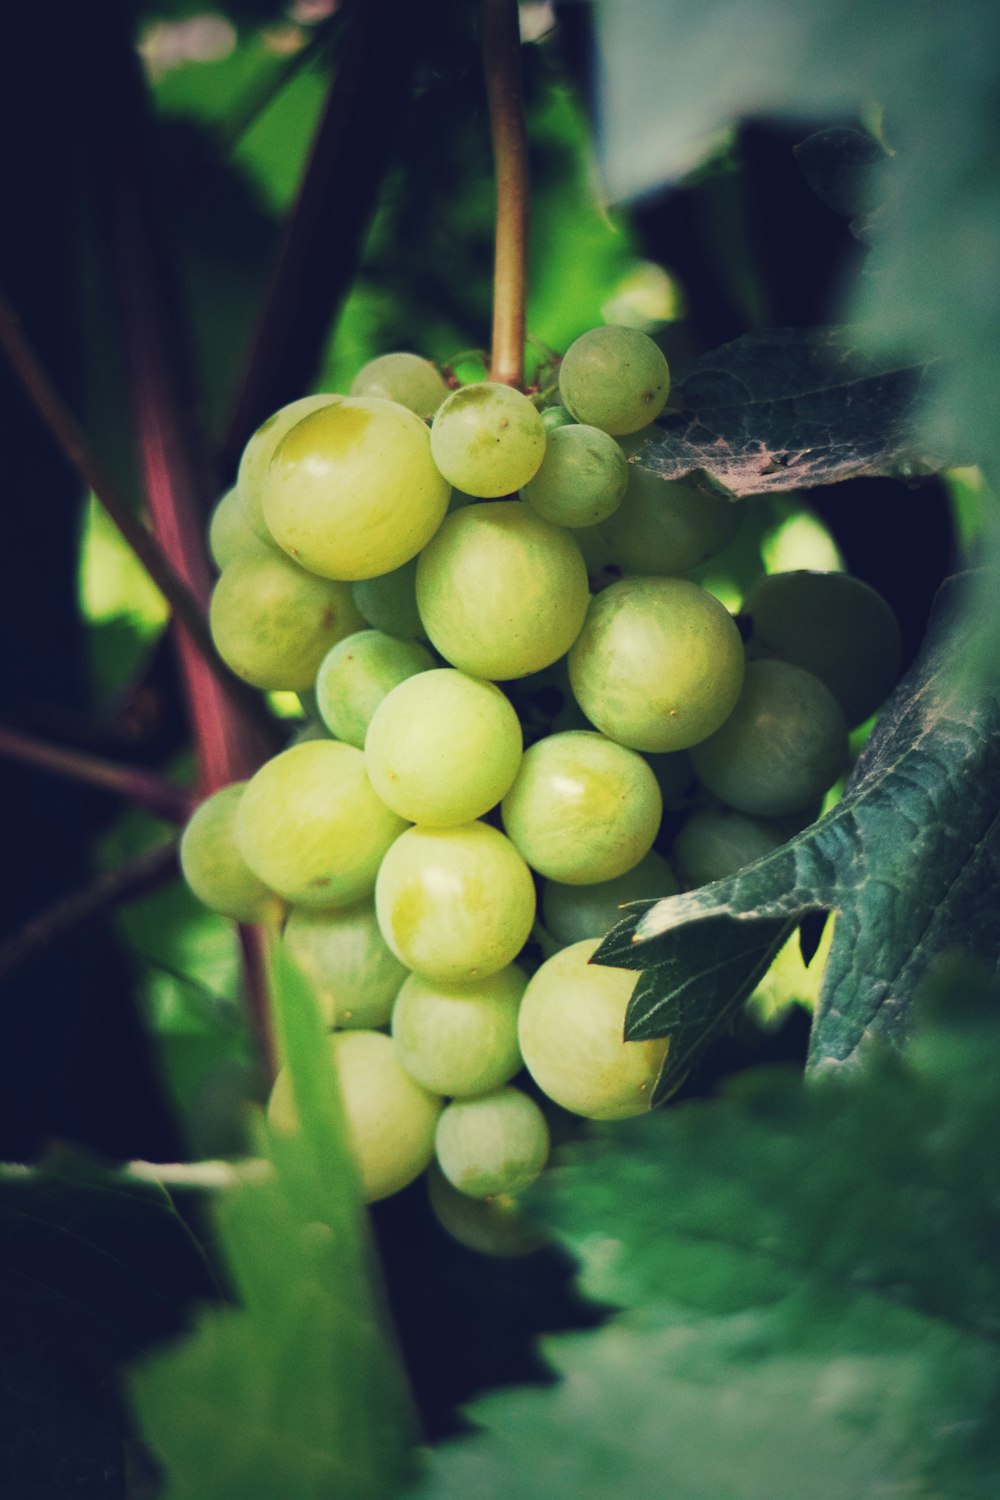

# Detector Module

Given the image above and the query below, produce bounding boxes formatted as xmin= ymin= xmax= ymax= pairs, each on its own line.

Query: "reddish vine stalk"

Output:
xmin=0 ymin=724 xmax=192 ymax=824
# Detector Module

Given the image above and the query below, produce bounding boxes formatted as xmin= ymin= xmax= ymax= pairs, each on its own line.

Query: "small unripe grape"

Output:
xmin=351 ymin=558 xmax=426 ymax=640
xmin=540 ymin=404 xmax=574 ymax=432
xmin=391 ymin=965 xmax=526 ymax=1096
xmin=268 ymin=1031 xmax=442 ymax=1202
xmin=283 ymin=901 xmax=408 ymax=1029
xmin=601 ymin=458 xmax=739 ymax=576
xmin=541 ymin=849 xmax=678 ymax=947
xmin=430 ymin=382 xmax=546 ymax=497
xmin=522 ymin=423 xmax=629 ymax=528
xmin=434 ymin=1087 xmax=550 ymax=1199
xmin=315 ymin=630 xmax=434 ymax=749
xmin=673 ymin=805 xmax=784 ymax=888
xmin=349 ymin=352 xmax=449 ymax=417
xmin=180 ymin=783 xmax=276 ymax=923
xmin=559 ymin=326 xmax=670 ymax=435
xmin=518 ymin=939 xmax=668 ymax=1119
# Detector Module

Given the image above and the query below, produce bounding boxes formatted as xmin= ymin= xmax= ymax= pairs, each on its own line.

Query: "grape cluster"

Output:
xmin=184 ymin=330 xmax=902 ymax=1248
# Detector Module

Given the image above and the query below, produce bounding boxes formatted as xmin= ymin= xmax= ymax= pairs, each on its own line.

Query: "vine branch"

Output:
xmin=482 ymin=0 xmax=530 ymax=387
xmin=0 ymin=723 xmax=192 ymax=824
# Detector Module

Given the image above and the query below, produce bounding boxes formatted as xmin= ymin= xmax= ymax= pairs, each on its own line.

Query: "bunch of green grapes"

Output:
xmin=184 ymin=332 xmax=902 ymax=1251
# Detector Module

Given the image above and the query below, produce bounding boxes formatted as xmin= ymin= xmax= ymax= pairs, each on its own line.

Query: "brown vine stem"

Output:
xmin=482 ymin=0 xmax=530 ymax=387
xmin=239 ymin=921 xmax=278 ymax=1083
xmin=0 ymin=724 xmax=193 ymax=824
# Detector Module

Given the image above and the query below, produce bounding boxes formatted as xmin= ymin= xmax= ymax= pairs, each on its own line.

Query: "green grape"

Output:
xmin=315 ymin=630 xmax=434 ymax=749
xmin=208 ymin=487 xmax=275 ymax=570
xmin=558 ymin=326 xmax=670 ymax=435
xmin=434 ymin=1087 xmax=550 ymax=1199
xmin=568 ymin=575 xmax=745 ymax=751
xmin=518 ymin=938 xmax=668 ymax=1119
xmin=349 ymin=351 xmax=449 ymax=417
xmin=179 ymin=783 xmax=277 ymax=923
xmin=501 ymin=730 xmax=662 ymax=884
xmin=391 ymin=964 xmax=526 ymax=1096
xmin=541 ymin=849 xmax=678 ymax=947
xmin=600 ymin=451 xmax=740 ymax=576
xmin=262 ymin=397 xmax=451 ymax=580
xmin=425 ymin=1161 xmax=545 ymax=1257
xmin=375 ymin=822 xmax=536 ymax=982
xmin=283 ymin=901 xmax=408 ymax=1028
xmin=415 ymin=501 xmax=590 ymax=680
xmin=740 ymin=570 xmax=903 ymax=727
xmin=237 ymin=393 xmax=339 ymax=539
xmin=209 ymin=550 xmax=365 ymax=691
xmin=673 ymin=805 xmax=784 ymax=888
xmin=351 ymin=557 xmax=426 ymax=640
xmin=236 ymin=741 xmax=408 ymax=908
xmin=540 ymin=404 xmax=574 ymax=432
xmin=689 ymin=659 xmax=848 ymax=817
xmin=430 ymin=382 xmax=546 ymax=497
xmin=365 ymin=669 xmax=523 ymax=826
xmin=521 ymin=423 xmax=628 ymax=528
xmin=268 ymin=1030 xmax=442 ymax=1202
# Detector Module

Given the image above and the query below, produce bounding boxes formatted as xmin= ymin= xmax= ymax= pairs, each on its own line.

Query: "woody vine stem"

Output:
xmin=483 ymin=0 xmax=530 ymax=388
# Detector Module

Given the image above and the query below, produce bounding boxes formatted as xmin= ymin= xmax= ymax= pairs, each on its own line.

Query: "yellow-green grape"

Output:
xmin=501 ymin=730 xmax=662 ymax=884
xmin=690 ymin=659 xmax=848 ymax=818
xmin=209 ymin=550 xmax=365 ymax=691
xmin=540 ymin=404 xmax=574 ymax=432
xmin=434 ymin=1087 xmax=550 ymax=1199
xmin=268 ymin=1031 xmax=442 ymax=1202
xmin=518 ymin=939 xmax=668 ymax=1119
xmin=430 ymin=382 xmax=546 ymax=497
xmin=237 ymin=393 xmax=339 ymax=539
xmin=415 ymin=501 xmax=590 ymax=680
xmin=208 ymin=487 xmax=276 ymax=570
xmin=558 ymin=326 xmax=670 ymax=435
xmin=522 ymin=423 xmax=629 ymax=528
xmin=426 ymin=1162 xmax=545 ymax=1257
xmin=261 ymin=397 xmax=451 ymax=580
xmin=541 ymin=849 xmax=678 ymax=947
xmin=315 ymin=630 xmax=434 ymax=749
xmin=365 ymin=669 xmax=523 ymax=826
xmin=349 ymin=351 xmax=449 ymax=417
xmin=601 ymin=443 xmax=739 ymax=575
xmin=351 ymin=557 xmax=426 ymax=640
xmin=741 ymin=570 xmax=903 ymax=727
xmin=179 ymin=783 xmax=277 ymax=923
xmin=282 ymin=901 xmax=408 ymax=1028
xmin=673 ymin=805 xmax=784 ymax=887
xmin=568 ymin=576 xmax=745 ymax=751
xmin=391 ymin=965 xmax=526 ymax=1096
xmin=375 ymin=822 xmax=536 ymax=982
xmin=236 ymin=741 xmax=408 ymax=908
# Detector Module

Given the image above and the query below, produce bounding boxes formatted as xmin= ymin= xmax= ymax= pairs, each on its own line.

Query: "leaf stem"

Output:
xmin=482 ymin=0 xmax=530 ymax=387
xmin=0 ymin=723 xmax=193 ymax=824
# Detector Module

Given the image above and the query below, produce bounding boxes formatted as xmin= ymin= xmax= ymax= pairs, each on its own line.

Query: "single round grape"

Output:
xmin=522 ymin=423 xmax=629 ymax=528
xmin=349 ymin=351 xmax=449 ymax=417
xmin=568 ymin=575 xmax=745 ymax=751
xmin=434 ymin=1087 xmax=550 ymax=1199
xmin=262 ymin=397 xmax=451 ymax=580
xmin=673 ymin=805 xmax=785 ymax=888
xmin=179 ymin=783 xmax=277 ymax=923
xmin=351 ymin=557 xmax=426 ymax=640
xmin=689 ymin=659 xmax=848 ymax=817
xmin=268 ymin=1030 xmax=442 ymax=1202
xmin=540 ymin=404 xmax=574 ymax=432
xmin=208 ymin=487 xmax=276 ymax=570
xmin=365 ymin=669 xmax=523 ymax=826
xmin=559 ymin=326 xmax=670 ymax=435
xmin=391 ymin=964 xmax=526 ymax=1096
xmin=741 ymin=570 xmax=903 ymax=727
xmin=425 ymin=1161 xmax=544 ymax=1257
xmin=600 ymin=460 xmax=739 ymax=576
xmin=518 ymin=939 xmax=668 ymax=1119
xmin=209 ymin=550 xmax=365 ymax=691
xmin=501 ymin=730 xmax=662 ymax=884
xmin=283 ymin=901 xmax=408 ymax=1028
xmin=415 ymin=501 xmax=590 ymax=680
xmin=541 ymin=849 xmax=678 ymax=947
xmin=237 ymin=393 xmax=339 ymax=539
xmin=375 ymin=822 xmax=536 ymax=982
xmin=236 ymin=741 xmax=407 ymax=908
xmin=315 ymin=630 xmax=434 ymax=749
xmin=430 ymin=382 xmax=546 ymax=497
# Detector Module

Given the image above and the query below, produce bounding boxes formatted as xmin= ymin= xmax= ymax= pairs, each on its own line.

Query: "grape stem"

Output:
xmin=0 ymin=723 xmax=193 ymax=824
xmin=482 ymin=0 xmax=530 ymax=388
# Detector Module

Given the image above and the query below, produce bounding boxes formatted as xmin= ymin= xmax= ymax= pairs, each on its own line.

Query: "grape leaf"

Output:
xmin=633 ymin=328 xmax=940 ymax=496
xmin=410 ymin=992 xmax=1000 ymax=1499
xmin=592 ymin=575 xmax=1000 ymax=1094
xmin=127 ymin=943 xmax=416 ymax=1500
